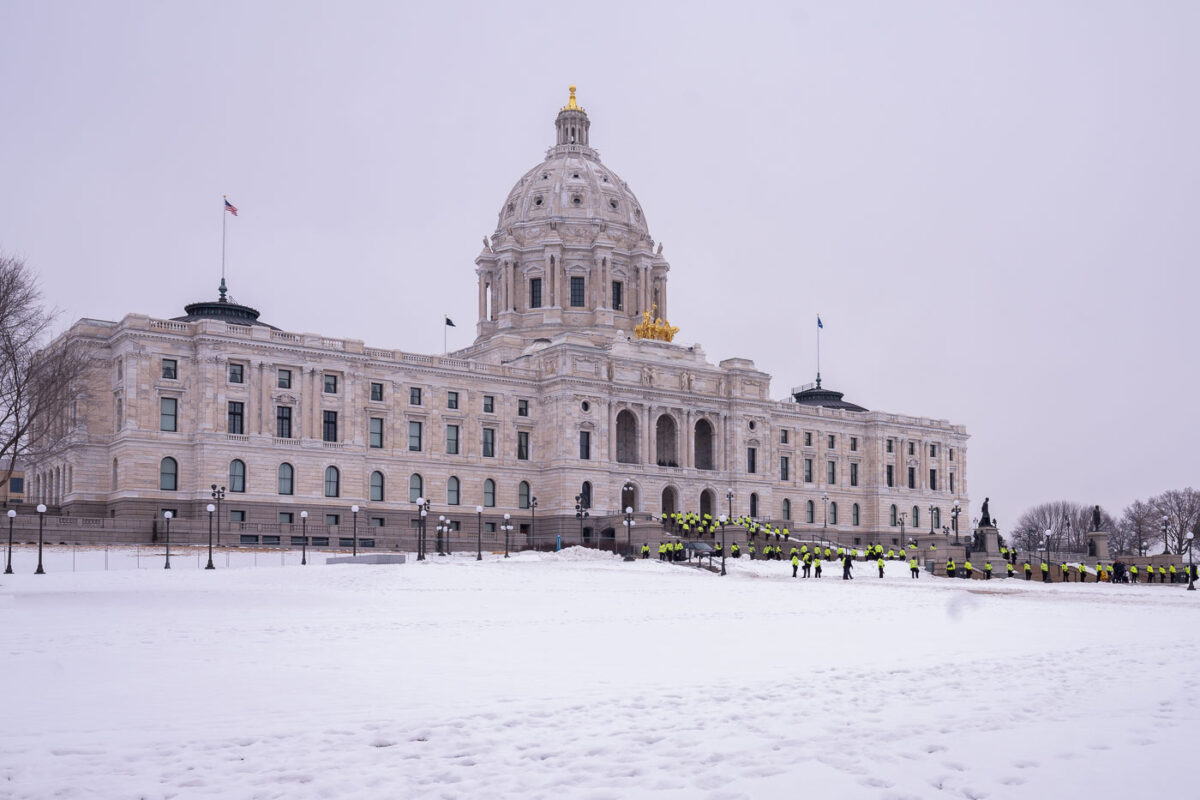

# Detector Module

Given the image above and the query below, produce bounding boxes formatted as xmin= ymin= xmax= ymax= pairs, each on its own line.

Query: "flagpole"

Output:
xmin=221 ymin=195 xmax=227 ymax=285
xmin=444 ymin=315 xmax=448 ymax=355
xmin=816 ymin=313 xmax=821 ymax=388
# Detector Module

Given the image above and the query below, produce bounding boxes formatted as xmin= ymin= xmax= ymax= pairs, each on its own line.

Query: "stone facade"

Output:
xmin=28 ymin=88 xmax=969 ymax=548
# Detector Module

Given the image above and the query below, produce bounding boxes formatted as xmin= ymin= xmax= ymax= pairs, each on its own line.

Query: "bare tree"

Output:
xmin=1118 ymin=500 xmax=1158 ymax=556
xmin=1010 ymin=500 xmax=1118 ymax=554
xmin=1150 ymin=488 xmax=1200 ymax=555
xmin=0 ymin=254 xmax=90 ymax=500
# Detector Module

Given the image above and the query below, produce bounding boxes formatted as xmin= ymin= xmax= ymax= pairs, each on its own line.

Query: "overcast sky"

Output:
xmin=2 ymin=1 xmax=1196 ymax=525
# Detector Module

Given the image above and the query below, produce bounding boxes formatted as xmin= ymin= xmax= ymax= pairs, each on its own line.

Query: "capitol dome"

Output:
xmin=470 ymin=87 xmax=673 ymax=358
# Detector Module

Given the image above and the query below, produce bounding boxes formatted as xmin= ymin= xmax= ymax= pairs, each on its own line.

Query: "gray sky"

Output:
xmin=2 ymin=1 xmax=1197 ymax=525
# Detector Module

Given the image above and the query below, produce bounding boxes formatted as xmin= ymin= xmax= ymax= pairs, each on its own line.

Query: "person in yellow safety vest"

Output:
xmin=731 ymin=542 xmax=740 ymax=558
xmin=1006 ymin=561 xmax=1015 ymax=578
xmin=1097 ymin=563 xmax=1106 ymax=582
xmin=792 ymin=553 xmax=800 ymax=577
xmin=783 ymin=528 xmax=790 ymax=541
xmin=674 ymin=541 xmax=683 ymax=561
xmin=714 ymin=542 xmax=723 ymax=557
xmin=929 ymin=542 xmax=937 ymax=551
xmin=1169 ymin=564 xmax=1178 ymax=583
xmin=1060 ymin=562 xmax=1070 ymax=581
xmin=801 ymin=544 xmax=808 ymax=555
xmin=1077 ymin=562 xmax=1087 ymax=582
xmin=802 ymin=552 xmax=812 ymax=578
xmin=1040 ymin=561 xmax=1049 ymax=582
xmin=1000 ymin=545 xmax=1008 ymax=560
xmin=837 ymin=547 xmax=844 ymax=559
xmin=790 ymin=546 xmax=799 ymax=560
xmin=1159 ymin=565 xmax=1167 ymax=583
xmin=963 ymin=559 xmax=973 ymax=579
xmin=985 ymin=561 xmax=993 ymax=580
xmin=1130 ymin=564 xmax=1139 ymax=582
xmin=824 ymin=547 xmax=832 ymax=560
xmin=887 ymin=548 xmax=895 ymax=560
xmin=814 ymin=557 xmax=823 ymax=578
xmin=877 ymin=557 xmax=885 ymax=578
xmin=1023 ymin=561 xmax=1032 ymax=580
xmin=946 ymin=558 xmax=955 ymax=577
xmin=641 ymin=543 xmax=650 ymax=559
xmin=909 ymin=557 xmax=920 ymax=579
xmin=748 ymin=542 xmax=756 ymax=560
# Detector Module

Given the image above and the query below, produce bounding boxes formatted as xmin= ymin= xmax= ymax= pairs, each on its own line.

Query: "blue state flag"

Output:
xmin=817 ymin=315 xmax=823 ymax=329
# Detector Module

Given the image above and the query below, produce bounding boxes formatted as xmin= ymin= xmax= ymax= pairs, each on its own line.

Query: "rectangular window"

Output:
xmin=483 ymin=395 xmax=494 ymax=413
xmin=323 ymin=410 xmax=338 ymax=442
xmin=929 ymin=469 xmax=938 ymax=491
xmin=277 ymin=369 xmax=291 ymax=389
xmin=239 ymin=534 xmax=258 ymax=545
xmin=485 ymin=522 xmax=496 ymax=533
xmin=850 ymin=437 xmax=858 ymax=452
xmin=10 ymin=477 xmax=24 ymax=494
xmin=850 ymin=463 xmax=859 ymax=487
xmin=887 ymin=438 xmax=894 ymax=454
xmin=160 ymin=397 xmax=177 ymax=432
xmin=579 ymin=430 xmax=591 ymax=460
xmin=930 ymin=444 xmax=937 ymax=458
xmin=369 ymin=417 xmax=384 ymax=448
xmin=804 ymin=432 xmax=813 ymax=447
xmin=611 ymin=281 xmax=623 ymax=310
xmin=227 ymin=401 xmax=244 ymax=435
xmin=950 ymin=473 xmax=956 ymax=493
xmin=290 ymin=536 xmax=307 ymax=546
xmin=908 ymin=442 xmax=915 ymax=456
xmin=827 ymin=460 xmax=837 ymax=484
xmin=446 ymin=424 xmax=460 ymax=454
xmin=229 ymin=363 xmax=244 ymax=384
xmin=908 ymin=467 xmax=916 ymax=489
xmin=570 ymin=276 xmax=585 ymax=307
xmin=886 ymin=465 xmax=894 ymax=487
xmin=780 ymin=429 xmax=789 ymax=445
xmin=311 ymin=537 xmax=329 ymax=547
xmin=410 ymin=387 xmax=422 ymax=406
xmin=746 ymin=447 xmax=757 ymax=474
xmin=780 ymin=456 xmax=789 ymax=481
xmin=161 ymin=359 xmax=177 ymax=380
xmin=230 ymin=510 xmax=245 ymax=522
xmin=530 ymin=277 xmax=543 ymax=309
xmin=804 ymin=458 xmax=813 ymax=483
xmin=409 ymin=421 xmax=422 ymax=451
xmin=276 ymin=406 xmax=292 ymax=439
xmin=262 ymin=535 xmax=280 ymax=545
xmin=371 ymin=517 xmax=385 ymax=527
xmin=949 ymin=448 xmax=955 ymax=461
xmin=827 ymin=434 xmax=835 ymax=449
xmin=518 ymin=399 xmax=529 ymax=417
xmin=324 ymin=374 xmax=338 ymax=394
xmin=447 ymin=391 xmax=459 ymax=410
xmin=517 ymin=431 xmax=529 ymax=460
xmin=279 ymin=512 xmax=294 ymax=524
xmin=482 ymin=427 xmax=495 ymax=457
xmin=326 ymin=514 xmax=340 ymax=526
xmin=370 ymin=382 xmax=384 ymax=402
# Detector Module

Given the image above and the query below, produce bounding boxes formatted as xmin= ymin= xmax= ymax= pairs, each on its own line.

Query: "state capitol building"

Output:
xmin=30 ymin=88 xmax=969 ymax=549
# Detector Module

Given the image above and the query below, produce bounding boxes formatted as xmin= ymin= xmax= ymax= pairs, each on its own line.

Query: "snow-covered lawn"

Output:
xmin=1 ymin=546 xmax=1196 ymax=799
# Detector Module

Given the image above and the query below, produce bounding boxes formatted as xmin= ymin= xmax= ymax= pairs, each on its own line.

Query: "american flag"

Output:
xmin=224 ymin=198 xmax=238 ymax=216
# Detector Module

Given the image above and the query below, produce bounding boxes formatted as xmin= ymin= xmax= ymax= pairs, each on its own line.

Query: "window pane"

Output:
xmin=277 ymin=369 xmax=291 ymax=389
xmin=278 ymin=463 xmax=293 ymax=495
xmin=370 ymin=471 xmax=384 ymax=502
xmin=447 ymin=391 xmax=459 ymax=410
xmin=229 ymin=364 xmax=243 ymax=383
xmin=227 ymin=401 xmax=244 ymax=435
xmin=323 ymin=411 xmax=338 ymax=443
xmin=446 ymin=424 xmax=459 ymax=454
xmin=483 ymin=395 xmax=494 ymax=413
xmin=276 ymin=406 xmax=292 ymax=439
xmin=409 ymin=421 xmax=422 ymax=451
xmin=159 ymin=458 xmax=177 ymax=491
xmin=410 ymin=387 xmax=422 ymax=405
xmin=570 ymin=276 xmax=585 ymax=307
xmin=229 ymin=460 xmax=245 ymax=493
xmin=579 ymin=430 xmax=590 ymax=460
xmin=324 ymin=467 xmax=340 ymax=497
xmin=409 ymin=474 xmax=423 ymax=503
xmin=530 ymin=278 xmax=542 ymax=309
xmin=370 ymin=418 xmax=383 ymax=448
xmin=448 ymin=477 xmax=460 ymax=505
xmin=324 ymin=374 xmax=338 ymax=393
xmin=611 ymin=281 xmax=622 ymax=310
xmin=370 ymin=382 xmax=383 ymax=402
xmin=517 ymin=431 xmax=529 ymax=460
xmin=162 ymin=359 xmax=177 ymax=380
xmin=160 ymin=398 xmax=177 ymax=432
xmin=484 ymin=479 xmax=495 ymax=507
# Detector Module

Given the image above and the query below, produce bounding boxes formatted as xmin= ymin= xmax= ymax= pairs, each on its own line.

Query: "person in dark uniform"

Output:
xmin=842 ymin=554 xmax=854 ymax=580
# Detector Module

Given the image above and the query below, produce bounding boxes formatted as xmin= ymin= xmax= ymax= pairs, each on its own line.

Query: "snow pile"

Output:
xmin=542 ymin=544 xmax=624 ymax=562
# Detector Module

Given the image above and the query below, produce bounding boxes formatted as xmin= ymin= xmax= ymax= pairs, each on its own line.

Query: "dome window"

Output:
xmin=601 ymin=174 xmax=609 ymax=183
xmin=609 ymin=199 xmax=618 ymax=210
xmin=534 ymin=195 xmax=544 ymax=207
xmin=581 ymin=401 xmax=590 ymax=412
xmin=541 ymin=172 xmax=549 ymax=180
xmin=506 ymin=202 xmax=515 ymax=214
xmin=572 ymin=172 xmax=580 ymax=179
xmin=572 ymin=194 xmax=582 ymax=206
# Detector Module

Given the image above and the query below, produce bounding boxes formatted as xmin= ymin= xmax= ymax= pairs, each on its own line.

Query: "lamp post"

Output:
xmin=1187 ymin=531 xmax=1195 ymax=591
xmin=822 ymin=492 xmax=829 ymax=530
xmin=899 ymin=512 xmax=907 ymax=546
xmin=1044 ymin=528 xmax=1052 ymax=566
xmin=502 ymin=513 xmax=512 ymax=558
xmin=163 ymin=511 xmax=172 ymax=569
xmin=1162 ymin=515 xmax=1170 ymax=555
xmin=726 ymin=488 xmax=734 ymax=521
xmin=574 ymin=494 xmax=589 ymax=547
xmin=951 ymin=501 xmax=962 ymax=544
xmin=928 ymin=504 xmax=935 ymax=535
xmin=34 ymin=503 xmax=46 ymax=574
xmin=623 ymin=506 xmax=636 ymax=562
xmin=475 ymin=505 xmax=483 ymax=561
xmin=351 ymin=505 xmax=359 ymax=557
xmin=4 ymin=509 xmax=14 ymax=574
xmin=719 ymin=513 xmax=728 ymax=576
xmin=205 ymin=504 xmax=216 ymax=569
xmin=529 ymin=496 xmax=538 ymax=552
xmin=437 ymin=514 xmax=446 ymax=556
xmin=210 ymin=484 xmax=225 ymax=546
xmin=445 ymin=513 xmax=452 ymax=556
xmin=1063 ymin=514 xmax=1072 ymax=551
xmin=415 ymin=497 xmax=430 ymax=561
xmin=300 ymin=510 xmax=308 ymax=566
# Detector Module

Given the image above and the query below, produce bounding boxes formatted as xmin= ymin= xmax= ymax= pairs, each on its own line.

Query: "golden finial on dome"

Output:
xmin=562 ymin=85 xmax=583 ymax=112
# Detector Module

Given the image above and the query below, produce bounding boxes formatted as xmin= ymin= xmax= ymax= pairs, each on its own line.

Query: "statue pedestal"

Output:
xmin=973 ymin=525 xmax=1000 ymax=553
xmin=1087 ymin=531 xmax=1110 ymax=561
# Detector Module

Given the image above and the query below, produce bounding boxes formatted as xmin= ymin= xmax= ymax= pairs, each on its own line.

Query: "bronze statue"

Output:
xmin=1091 ymin=505 xmax=1102 ymax=532
xmin=980 ymin=497 xmax=991 ymax=527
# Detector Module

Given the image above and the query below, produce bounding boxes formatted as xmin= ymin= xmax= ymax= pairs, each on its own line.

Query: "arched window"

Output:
xmin=483 ymin=479 xmax=496 ymax=507
xmin=447 ymin=476 xmax=460 ymax=505
xmin=278 ymin=463 xmax=294 ymax=495
xmin=111 ymin=458 xmax=118 ymax=491
xmin=324 ymin=466 xmax=340 ymax=498
xmin=933 ymin=507 xmax=941 ymax=529
xmin=694 ymin=418 xmax=714 ymax=470
xmin=616 ymin=410 xmax=638 ymax=464
xmin=830 ymin=502 xmax=838 ymax=525
xmin=655 ymin=414 xmax=677 ymax=466
xmin=409 ymin=473 xmax=423 ymax=503
xmin=159 ymin=457 xmax=177 ymax=491
xmin=890 ymin=504 xmax=897 ymax=526
xmin=518 ymin=481 xmax=531 ymax=509
xmin=852 ymin=503 xmax=860 ymax=526
xmin=805 ymin=500 xmax=814 ymax=524
xmin=782 ymin=499 xmax=791 ymax=521
xmin=370 ymin=471 xmax=384 ymax=502
xmin=912 ymin=505 xmax=920 ymax=529
xmin=229 ymin=459 xmax=246 ymax=493
xmin=750 ymin=493 xmax=759 ymax=518
xmin=580 ymin=481 xmax=592 ymax=509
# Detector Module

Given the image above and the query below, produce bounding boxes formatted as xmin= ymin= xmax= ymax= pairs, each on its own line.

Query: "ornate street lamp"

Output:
xmin=1187 ymin=531 xmax=1195 ymax=591
xmin=205 ymin=504 xmax=217 ymax=569
xmin=351 ymin=504 xmax=360 ymax=557
xmin=574 ymin=494 xmax=589 ymax=547
xmin=210 ymin=484 xmax=225 ymax=546
xmin=529 ymin=496 xmax=538 ymax=552
xmin=34 ymin=503 xmax=46 ymax=574
xmin=475 ymin=505 xmax=483 ymax=561
xmin=4 ymin=509 xmax=15 ymax=575
xmin=899 ymin=511 xmax=907 ymax=545
xmin=1044 ymin=528 xmax=1052 ymax=568
xmin=1162 ymin=515 xmax=1170 ymax=555
xmin=502 ymin=512 xmax=512 ymax=558
xmin=623 ymin=506 xmax=636 ymax=562
xmin=415 ymin=496 xmax=430 ymax=561
xmin=822 ymin=492 xmax=829 ymax=530
xmin=928 ymin=504 xmax=935 ymax=535
xmin=719 ymin=513 xmax=728 ymax=576
xmin=299 ymin=510 xmax=308 ymax=566
xmin=951 ymin=501 xmax=962 ymax=544
xmin=726 ymin=488 xmax=734 ymax=521
xmin=163 ymin=511 xmax=173 ymax=569
xmin=437 ymin=514 xmax=446 ymax=556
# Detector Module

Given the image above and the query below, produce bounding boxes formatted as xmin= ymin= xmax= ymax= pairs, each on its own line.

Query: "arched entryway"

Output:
xmin=621 ymin=482 xmax=638 ymax=512
xmin=661 ymin=485 xmax=678 ymax=516
xmin=655 ymin=414 xmax=678 ymax=467
xmin=694 ymin=418 xmax=714 ymax=470
xmin=700 ymin=488 xmax=715 ymax=518
xmin=616 ymin=410 xmax=639 ymax=464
